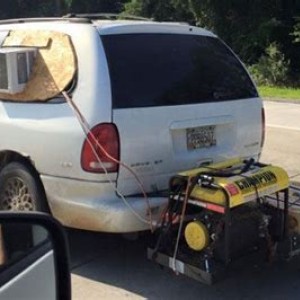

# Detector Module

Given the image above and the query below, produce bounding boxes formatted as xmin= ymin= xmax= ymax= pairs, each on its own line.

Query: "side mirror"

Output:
xmin=0 ymin=212 xmax=71 ymax=300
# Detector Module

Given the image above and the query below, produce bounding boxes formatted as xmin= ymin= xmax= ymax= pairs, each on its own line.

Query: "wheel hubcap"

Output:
xmin=0 ymin=177 xmax=35 ymax=211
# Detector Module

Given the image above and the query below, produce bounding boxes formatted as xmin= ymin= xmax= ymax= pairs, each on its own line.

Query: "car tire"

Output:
xmin=0 ymin=162 xmax=48 ymax=212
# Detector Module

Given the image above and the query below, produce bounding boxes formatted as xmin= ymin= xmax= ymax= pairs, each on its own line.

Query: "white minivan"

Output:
xmin=0 ymin=15 xmax=264 ymax=232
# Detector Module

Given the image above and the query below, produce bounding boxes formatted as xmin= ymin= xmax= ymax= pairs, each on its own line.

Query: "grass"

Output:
xmin=258 ymin=85 xmax=300 ymax=100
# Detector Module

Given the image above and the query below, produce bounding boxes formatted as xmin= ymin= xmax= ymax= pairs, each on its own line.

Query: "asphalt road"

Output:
xmin=261 ymin=101 xmax=300 ymax=182
xmin=69 ymin=100 xmax=300 ymax=300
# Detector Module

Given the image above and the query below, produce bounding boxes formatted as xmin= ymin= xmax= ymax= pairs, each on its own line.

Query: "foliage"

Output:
xmin=249 ymin=43 xmax=290 ymax=86
xmin=0 ymin=1 xmax=63 ymax=18
xmin=0 ymin=1 xmax=128 ymax=18
xmin=258 ymin=85 xmax=300 ymax=100
xmin=123 ymin=0 xmax=143 ymax=16
xmin=69 ymin=0 xmax=127 ymax=13
xmin=124 ymin=0 xmax=193 ymax=22
xmin=292 ymin=21 xmax=300 ymax=43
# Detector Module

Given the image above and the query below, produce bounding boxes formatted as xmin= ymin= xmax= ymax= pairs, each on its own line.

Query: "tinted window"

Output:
xmin=102 ymin=34 xmax=258 ymax=109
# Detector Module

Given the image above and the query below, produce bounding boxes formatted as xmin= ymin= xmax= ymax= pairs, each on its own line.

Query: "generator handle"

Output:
xmin=241 ymin=158 xmax=255 ymax=173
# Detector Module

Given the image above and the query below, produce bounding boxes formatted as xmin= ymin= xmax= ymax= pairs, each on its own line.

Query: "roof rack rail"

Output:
xmin=63 ymin=13 xmax=151 ymax=21
xmin=0 ymin=17 xmax=91 ymax=25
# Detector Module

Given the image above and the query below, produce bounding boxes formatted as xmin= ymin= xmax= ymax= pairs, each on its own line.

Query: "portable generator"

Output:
xmin=148 ymin=158 xmax=300 ymax=284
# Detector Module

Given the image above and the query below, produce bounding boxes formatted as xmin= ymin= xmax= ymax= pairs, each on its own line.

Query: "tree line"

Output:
xmin=1 ymin=0 xmax=300 ymax=86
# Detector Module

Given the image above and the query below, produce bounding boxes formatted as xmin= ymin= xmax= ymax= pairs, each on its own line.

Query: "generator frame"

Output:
xmin=147 ymin=162 xmax=290 ymax=285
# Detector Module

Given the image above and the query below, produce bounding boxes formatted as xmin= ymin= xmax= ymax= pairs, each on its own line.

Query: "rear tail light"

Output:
xmin=261 ymin=107 xmax=266 ymax=148
xmin=81 ymin=123 xmax=120 ymax=173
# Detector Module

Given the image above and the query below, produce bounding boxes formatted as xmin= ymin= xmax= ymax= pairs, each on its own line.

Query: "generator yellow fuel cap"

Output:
xmin=184 ymin=221 xmax=209 ymax=251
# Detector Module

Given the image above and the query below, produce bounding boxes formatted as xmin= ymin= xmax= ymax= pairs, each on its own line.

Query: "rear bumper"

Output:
xmin=40 ymin=175 xmax=168 ymax=233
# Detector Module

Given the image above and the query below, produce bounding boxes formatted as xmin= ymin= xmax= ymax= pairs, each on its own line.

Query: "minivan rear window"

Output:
xmin=101 ymin=34 xmax=258 ymax=109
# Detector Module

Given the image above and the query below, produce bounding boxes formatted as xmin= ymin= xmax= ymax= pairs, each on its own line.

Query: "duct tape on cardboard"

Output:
xmin=0 ymin=30 xmax=77 ymax=101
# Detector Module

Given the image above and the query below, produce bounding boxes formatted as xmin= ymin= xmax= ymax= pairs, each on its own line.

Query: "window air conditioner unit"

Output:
xmin=0 ymin=47 xmax=37 ymax=94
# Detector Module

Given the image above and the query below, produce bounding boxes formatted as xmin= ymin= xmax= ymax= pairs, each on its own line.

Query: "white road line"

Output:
xmin=267 ymin=124 xmax=300 ymax=131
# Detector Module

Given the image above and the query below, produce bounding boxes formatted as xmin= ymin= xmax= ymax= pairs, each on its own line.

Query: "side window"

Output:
xmin=0 ymin=30 xmax=76 ymax=102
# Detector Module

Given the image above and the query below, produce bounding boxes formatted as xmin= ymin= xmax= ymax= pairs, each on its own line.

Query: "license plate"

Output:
xmin=186 ymin=125 xmax=216 ymax=150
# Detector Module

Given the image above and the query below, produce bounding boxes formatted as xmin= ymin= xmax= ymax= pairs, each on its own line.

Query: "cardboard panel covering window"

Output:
xmin=0 ymin=30 xmax=77 ymax=102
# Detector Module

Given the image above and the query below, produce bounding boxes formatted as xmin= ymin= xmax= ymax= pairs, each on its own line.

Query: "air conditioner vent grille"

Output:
xmin=0 ymin=47 xmax=37 ymax=94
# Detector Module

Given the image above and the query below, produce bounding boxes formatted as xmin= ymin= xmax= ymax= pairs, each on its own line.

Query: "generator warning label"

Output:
xmin=234 ymin=171 xmax=277 ymax=194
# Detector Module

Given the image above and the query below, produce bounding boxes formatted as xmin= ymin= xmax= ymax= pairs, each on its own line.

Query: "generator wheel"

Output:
xmin=0 ymin=162 xmax=48 ymax=212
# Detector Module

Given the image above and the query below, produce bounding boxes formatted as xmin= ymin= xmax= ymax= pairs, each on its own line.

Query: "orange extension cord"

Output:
xmin=62 ymin=91 xmax=154 ymax=232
